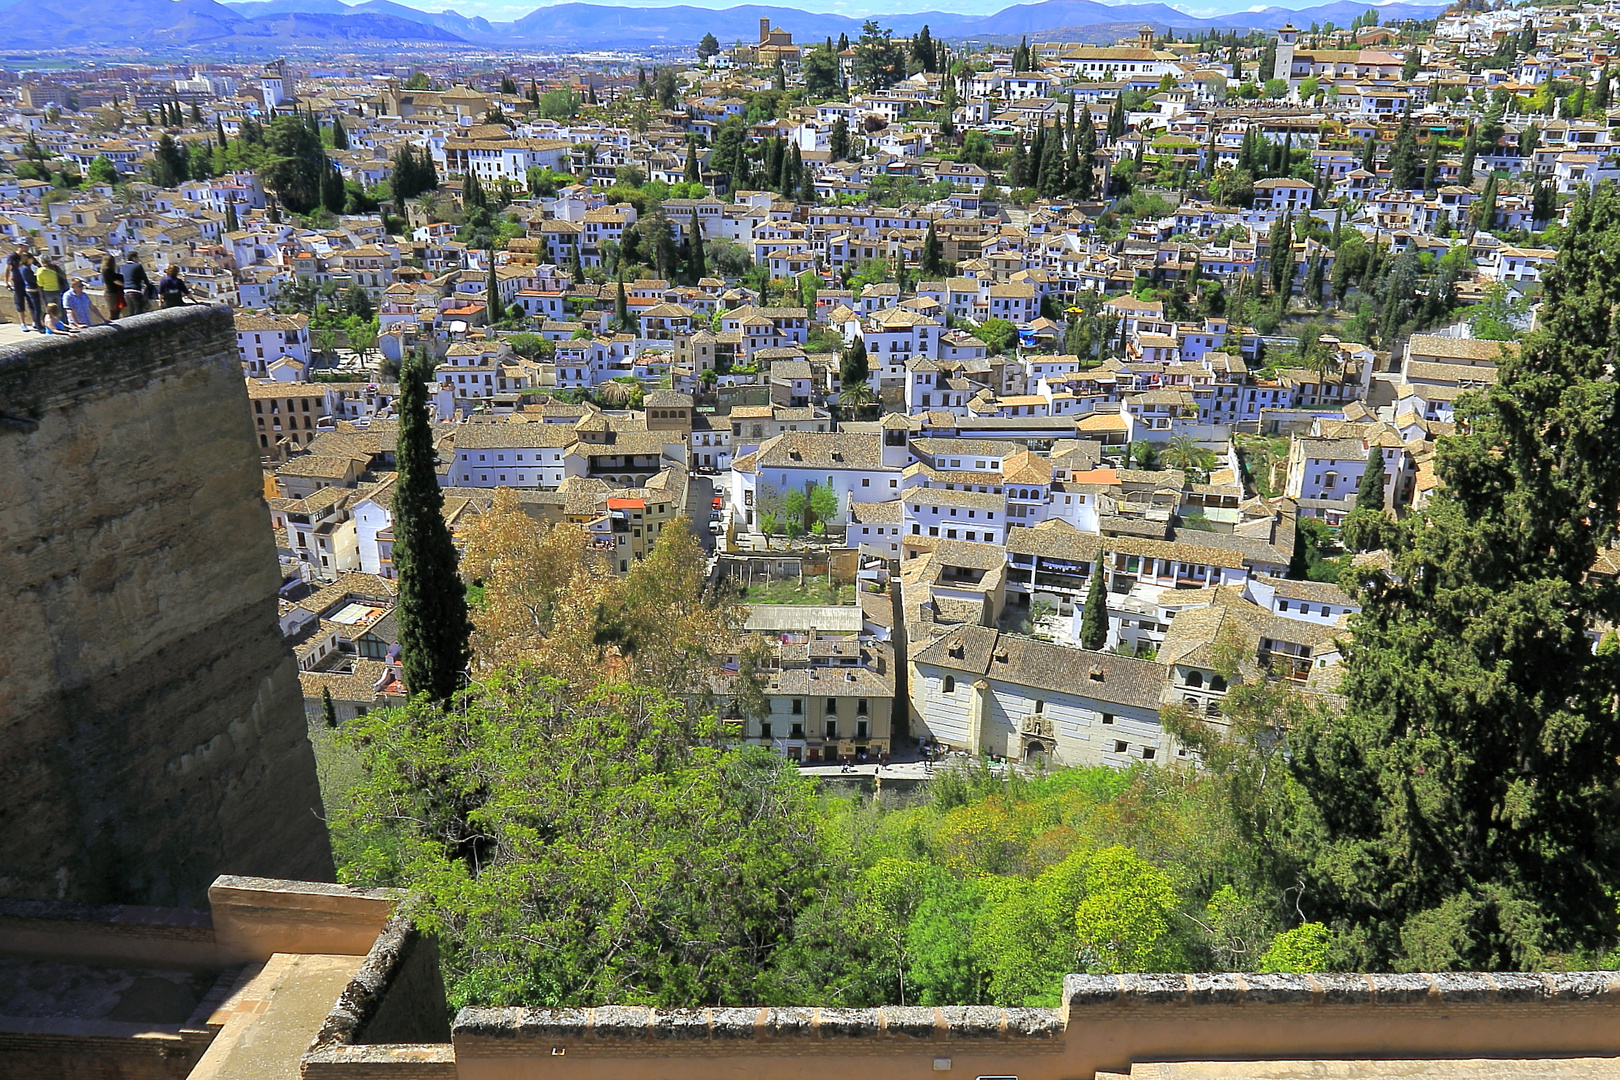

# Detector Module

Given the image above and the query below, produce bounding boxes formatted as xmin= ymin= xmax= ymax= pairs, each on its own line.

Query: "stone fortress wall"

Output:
xmin=0 ymin=305 xmax=333 ymax=906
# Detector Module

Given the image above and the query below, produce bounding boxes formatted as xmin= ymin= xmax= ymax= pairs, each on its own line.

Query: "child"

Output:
xmin=42 ymin=302 xmax=71 ymax=334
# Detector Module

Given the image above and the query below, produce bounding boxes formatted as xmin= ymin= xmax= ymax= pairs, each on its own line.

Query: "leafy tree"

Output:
xmin=854 ymin=19 xmax=906 ymax=93
xmin=698 ymin=32 xmax=721 ymax=59
xmin=335 ymin=679 xmax=828 ymax=1008
xmin=1074 ymin=847 xmax=1188 ymax=973
xmin=972 ymin=317 xmax=1017 ymax=354
xmin=1079 ymin=570 xmax=1108 ymax=650
xmin=392 ymin=349 xmax=471 ymax=703
xmin=1260 ymin=924 xmax=1332 ymax=972
xmin=538 ymin=88 xmax=578 ymax=120
xmin=260 ymin=114 xmax=329 ymax=213
xmin=1289 ymin=183 xmax=1620 ymax=970
xmin=803 ymin=38 xmax=843 ymax=100
xmin=86 ymin=154 xmax=117 ymax=185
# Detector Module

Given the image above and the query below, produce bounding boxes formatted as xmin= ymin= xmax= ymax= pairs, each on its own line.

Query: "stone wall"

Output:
xmin=0 ymin=306 xmax=334 ymax=906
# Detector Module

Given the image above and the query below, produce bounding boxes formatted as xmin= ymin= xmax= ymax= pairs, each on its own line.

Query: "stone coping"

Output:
xmin=453 ymin=1005 xmax=1064 ymax=1043
xmin=1061 ymin=972 xmax=1620 ymax=1007
xmin=310 ymin=914 xmax=418 ymax=1051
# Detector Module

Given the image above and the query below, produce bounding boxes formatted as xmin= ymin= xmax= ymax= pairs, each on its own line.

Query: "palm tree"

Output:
xmin=1162 ymin=435 xmax=1217 ymax=481
xmin=841 ymin=381 xmax=878 ymax=420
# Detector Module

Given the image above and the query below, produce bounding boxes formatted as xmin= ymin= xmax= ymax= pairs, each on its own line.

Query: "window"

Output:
xmin=858 ymin=698 xmax=868 ymax=714
xmin=1114 ymin=741 xmax=1129 ymax=754
xmin=791 ymin=699 xmax=803 ymax=714
xmin=1186 ymin=670 xmax=1203 ymax=688
xmin=943 ymin=675 xmax=956 ymax=693
xmin=826 ymin=720 xmax=838 ymax=739
xmin=1033 ymin=700 xmax=1044 ymax=714
xmin=1101 ymin=713 xmax=1114 ymax=724
xmin=1142 ymin=747 xmax=1156 ymax=760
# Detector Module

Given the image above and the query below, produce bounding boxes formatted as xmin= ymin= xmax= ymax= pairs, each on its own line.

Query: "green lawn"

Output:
xmin=740 ymin=578 xmax=856 ymax=606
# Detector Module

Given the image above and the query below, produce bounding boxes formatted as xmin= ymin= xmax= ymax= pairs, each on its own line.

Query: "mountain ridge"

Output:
xmin=34 ymin=0 xmax=1444 ymax=52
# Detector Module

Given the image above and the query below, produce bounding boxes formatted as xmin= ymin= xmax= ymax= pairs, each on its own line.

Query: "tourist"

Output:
xmin=119 ymin=254 xmax=152 ymax=315
xmin=100 ymin=254 xmax=125 ymax=319
xmin=21 ymin=253 xmax=43 ymax=332
xmin=11 ymin=251 xmax=41 ymax=331
xmin=41 ymin=303 xmax=70 ymax=334
xmin=36 ymin=254 xmax=63 ymax=317
xmin=158 ymin=265 xmax=192 ymax=308
xmin=63 ymin=278 xmax=106 ymax=329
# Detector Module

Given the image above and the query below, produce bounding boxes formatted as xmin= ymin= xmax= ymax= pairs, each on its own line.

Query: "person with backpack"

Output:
xmin=158 ymin=265 xmax=192 ymax=308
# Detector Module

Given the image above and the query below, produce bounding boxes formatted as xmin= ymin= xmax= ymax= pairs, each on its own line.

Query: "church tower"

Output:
xmin=1276 ymin=24 xmax=1298 ymax=87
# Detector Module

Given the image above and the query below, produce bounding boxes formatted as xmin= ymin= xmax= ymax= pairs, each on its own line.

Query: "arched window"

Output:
xmin=943 ymin=675 xmax=956 ymax=693
xmin=1186 ymin=670 xmax=1204 ymax=689
xmin=1206 ymin=700 xmax=1221 ymax=718
xmin=1210 ymin=674 xmax=1228 ymax=692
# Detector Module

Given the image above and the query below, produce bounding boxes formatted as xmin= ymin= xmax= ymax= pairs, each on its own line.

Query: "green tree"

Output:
xmin=486 ymin=255 xmax=503 ymax=324
xmin=1079 ymin=570 xmax=1108 ymax=650
xmin=1355 ymin=441 xmax=1385 ymax=512
xmin=920 ymin=221 xmax=943 ymax=277
xmin=392 ymin=349 xmax=471 ymax=704
xmin=698 ymin=32 xmax=721 ymax=59
xmin=1259 ymin=924 xmax=1332 ymax=973
xmin=841 ymin=336 xmax=869 ymax=388
xmin=335 ymin=679 xmax=828 ymax=1007
xmin=803 ymin=38 xmax=843 ymax=100
xmin=260 ymin=114 xmax=329 ymax=213
xmin=1289 ymin=183 xmax=1620 ymax=970
xmin=321 ymin=685 xmax=339 ymax=728
xmin=86 ymin=154 xmax=117 ymax=185
xmin=1386 ymin=110 xmax=1419 ymax=191
xmin=854 ymin=20 xmax=906 ymax=93
xmin=1073 ymin=847 xmax=1187 ymax=973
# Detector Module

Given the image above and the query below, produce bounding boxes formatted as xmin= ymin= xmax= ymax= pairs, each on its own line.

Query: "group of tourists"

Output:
xmin=7 ymin=247 xmax=193 ymax=334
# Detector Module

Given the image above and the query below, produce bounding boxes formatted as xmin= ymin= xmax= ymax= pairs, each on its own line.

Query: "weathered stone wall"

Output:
xmin=0 ymin=306 xmax=334 ymax=905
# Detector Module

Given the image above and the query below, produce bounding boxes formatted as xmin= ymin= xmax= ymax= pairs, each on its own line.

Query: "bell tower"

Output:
xmin=1276 ymin=24 xmax=1298 ymax=86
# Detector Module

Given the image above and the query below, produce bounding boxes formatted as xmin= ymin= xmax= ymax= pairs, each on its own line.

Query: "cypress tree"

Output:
xmin=840 ymin=336 xmax=868 ymax=388
xmin=217 ymin=116 xmax=228 ymax=149
xmin=1079 ymin=567 xmax=1108 ymax=650
xmin=1074 ymin=103 xmax=1097 ymax=200
xmin=1287 ymin=518 xmax=1311 ymax=579
xmin=920 ymin=221 xmax=942 ymax=277
xmin=392 ymin=349 xmax=470 ymax=704
xmin=1459 ymin=124 xmax=1478 ymax=184
xmin=321 ymin=685 xmax=338 ymax=728
xmin=486 ymin=253 xmax=503 ymax=324
xmin=615 ymin=270 xmax=629 ymax=329
xmin=224 ymin=201 xmax=239 ymax=232
xmin=331 ymin=113 xmax=349 ymax=150
xmin=684 ymin=140 xmax=700 ymax=185
xmin=322 ymin=164 xmax=345 ymax=214
xmin=1107 ymin=92 xmax=1125 ymax=141
xmin=688 ymin=222 xmax=706 ymax=281
xmin=1355 ymin=441 xmax=1385 ymax=511
xmin=1422 ymin=135 xmax=1440 ymax=191
xmin=1387 ymin=110 xmax=1419 ymax=190
xmin=1290 ymin=182 xmax=1620 ymax=969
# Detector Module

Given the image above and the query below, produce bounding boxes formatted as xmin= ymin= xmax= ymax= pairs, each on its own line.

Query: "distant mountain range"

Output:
xmin=2 ymin=0 xmax=1448 ymax=52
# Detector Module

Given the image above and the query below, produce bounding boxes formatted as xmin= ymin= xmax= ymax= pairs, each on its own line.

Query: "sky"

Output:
xmin=297 ymin=0 xmax=1421 ymax=28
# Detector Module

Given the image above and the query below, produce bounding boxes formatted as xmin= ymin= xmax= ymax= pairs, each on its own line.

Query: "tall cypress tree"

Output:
xmin=392 ymin=349 xmax=470 ymax=704
xmin=1079 ymin=567 xmax=1108 ymax=650
xmin=486 ymin=253 xmax=503 ymax=324
xmin=920 ymin=221 xmax=942 ymax=277
xmin=688 ymin=222 xmax=707 ymax=281
xmin=1290 ymin=183 xmax=1620 ymax=969
xmin=1355 ymin=441 xmax=1386 ymax=511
